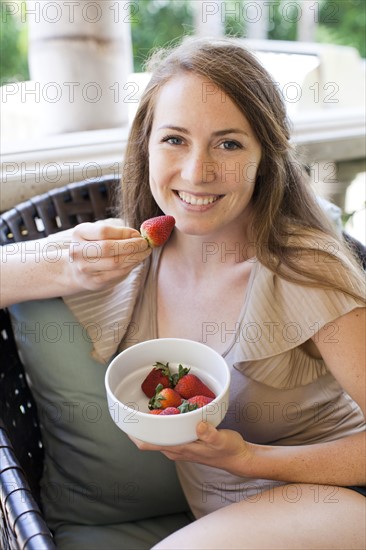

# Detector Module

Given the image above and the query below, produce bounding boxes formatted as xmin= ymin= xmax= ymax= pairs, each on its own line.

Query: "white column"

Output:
xmin=312 ymin=160 xmax=365 ymax=211
xmin=245 ymin=0 xmax=269 ymax=39
xmin=193 ymin=1 xmax=225 ymax=37
xmin=297 ymin=0 xmax=317 ymax=42
xmin=26 ymin=0 xmax=133 ymax=135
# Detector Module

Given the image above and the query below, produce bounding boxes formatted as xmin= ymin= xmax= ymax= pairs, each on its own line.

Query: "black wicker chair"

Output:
xmin=0 ymin=175 xmax=120 ymax=550
xmin=1 ymin=175 xmax=365 ymax=549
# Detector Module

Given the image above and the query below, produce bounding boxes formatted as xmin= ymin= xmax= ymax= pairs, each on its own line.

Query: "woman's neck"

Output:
xmin=163 ymin=226 xmax=255 ymax=276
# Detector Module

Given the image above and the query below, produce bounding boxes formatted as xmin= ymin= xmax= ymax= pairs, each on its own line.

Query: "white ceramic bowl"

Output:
xmin=105 ymin=338 xmax=231 ymax=446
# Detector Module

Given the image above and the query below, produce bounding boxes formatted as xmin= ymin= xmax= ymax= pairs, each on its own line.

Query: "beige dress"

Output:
xmin=64 ymin=247 xmax=365 ymax=518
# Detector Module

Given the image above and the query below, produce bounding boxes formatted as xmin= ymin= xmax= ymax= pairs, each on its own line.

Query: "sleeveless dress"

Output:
xmin=64 ymin=247 xmax=365 ymax=518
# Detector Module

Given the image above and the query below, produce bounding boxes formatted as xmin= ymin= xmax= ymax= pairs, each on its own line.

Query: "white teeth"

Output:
xmin=177 ymin=191 xmax=218 ymax=205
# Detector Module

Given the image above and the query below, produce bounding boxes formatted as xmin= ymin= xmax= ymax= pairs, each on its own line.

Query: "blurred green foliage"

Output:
xmin=0 ymin=0 xmax=365 ymax=83
xmin=131 ymin=0 xmax=366 ymax=69
xmin=0 ymin=0 xmax=29 ymax=85
xmin=131 ymin=0 xmax=193 ymax=71
xmin=317 ymin=0 xmax=366 ymax=58
xmin=267 ymin=1 xmax=298 ymax=41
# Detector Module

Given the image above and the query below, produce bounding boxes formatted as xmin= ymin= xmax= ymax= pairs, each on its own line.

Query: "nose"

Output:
xmin=181 ymin=148 xmax=217 ymax=185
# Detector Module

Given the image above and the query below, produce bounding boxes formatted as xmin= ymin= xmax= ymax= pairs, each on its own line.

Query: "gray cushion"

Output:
xmin=9 ymin=299 xmax=190 ymax=541
xmin=54 ymin=513 xmax=192 ymax=549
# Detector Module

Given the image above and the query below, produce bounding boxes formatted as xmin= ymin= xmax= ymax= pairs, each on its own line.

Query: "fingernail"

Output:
xmin=197 ymin=421 xmax=209 ymax=435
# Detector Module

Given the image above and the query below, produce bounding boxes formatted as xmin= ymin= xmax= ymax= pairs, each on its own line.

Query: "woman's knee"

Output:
xmin=153 ymin=484 xmax=366 ymax=550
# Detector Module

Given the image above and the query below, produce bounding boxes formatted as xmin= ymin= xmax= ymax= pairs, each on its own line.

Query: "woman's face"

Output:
xmin=148 ymin=73 xmax=262 ymax=239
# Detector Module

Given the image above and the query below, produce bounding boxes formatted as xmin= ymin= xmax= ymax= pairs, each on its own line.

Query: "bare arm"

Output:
xmin=240 ymin=306 xmax=366 ymax=484
xmin=133 ymin=308 xmax=366 ymax=486
xmin=1 ymin=220 xmax=151 ymax=308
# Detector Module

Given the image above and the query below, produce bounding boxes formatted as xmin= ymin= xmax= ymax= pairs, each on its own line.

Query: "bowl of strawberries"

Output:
xmin=105 ymin=338 xmax=231 ymax=446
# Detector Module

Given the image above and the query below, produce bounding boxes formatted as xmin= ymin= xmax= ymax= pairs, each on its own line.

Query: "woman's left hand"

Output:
xmin=131 ymin=422 xmax=253 ymax=476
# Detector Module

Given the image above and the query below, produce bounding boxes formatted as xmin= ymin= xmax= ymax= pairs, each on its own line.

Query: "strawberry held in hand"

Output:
xmin=140 ymin=215 xmax=175 ymax=248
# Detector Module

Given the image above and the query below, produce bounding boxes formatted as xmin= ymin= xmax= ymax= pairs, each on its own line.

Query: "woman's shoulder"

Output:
xmin=260 ymin=223 xmax=365 ymax=300
xmin=240 ymin=257 xmax=364 ymax=361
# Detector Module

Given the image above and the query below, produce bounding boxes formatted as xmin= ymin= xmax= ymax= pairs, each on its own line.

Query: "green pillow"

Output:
xmin=53 ymin=514 xmax=192 ymax=550
xmin=9 ymin=299 xmax=189 ymax=532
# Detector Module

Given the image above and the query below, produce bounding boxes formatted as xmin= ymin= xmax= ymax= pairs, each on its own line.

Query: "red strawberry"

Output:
xmin=149 ymin=409 xmax=163 ymax=415
xmin=187 ymin=395 xmax=214 ymax=408
xmin=174 ymin=374 xmax=216 ymax=400
xmin=140 ymin=215 xmax=175 ymax=248
xmin=148 ymin=384 xmax=182 ymax=410
xmin=159 ymin=407 xmax=181 ymax=415
xmin=169 ymin=364 xmax=190 ymax=387
xmin=141 ymin=361 xmax=171 ymax=398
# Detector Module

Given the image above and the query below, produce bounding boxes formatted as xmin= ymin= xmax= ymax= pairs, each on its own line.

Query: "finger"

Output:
xmin=128 ymin=435 xmax=163 ymax=451
xmin=96 ymin=237 xmax=149 ymax=261
xmin=129 ymin=434 xmax=193 ymax=455
xmin=108 ymin=237 xmax=150 ymax=260
xmin=196 ymin=421 xmax=220 ymax=445
xmin=73 ymin=242 xmax=150 ymax=272
xmin=70 ymin=237 xmax=149 ymax=262
xmin=73 ymin=222 xmax=141 ymax=242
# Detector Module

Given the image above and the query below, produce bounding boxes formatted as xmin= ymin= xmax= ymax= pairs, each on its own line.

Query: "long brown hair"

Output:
xmin=121 ymin=37 xmax=365 ymax=302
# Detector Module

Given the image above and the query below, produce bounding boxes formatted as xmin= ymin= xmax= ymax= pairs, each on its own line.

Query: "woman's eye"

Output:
xmin=220 ymin=140 xmax=242 ymax=150
xmin=162 ymin=136 xmax=183 ymax=145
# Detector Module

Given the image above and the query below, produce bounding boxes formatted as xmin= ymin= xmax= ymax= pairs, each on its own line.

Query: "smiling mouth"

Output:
xmin=176 ymin=191 xmax=222 ymax=206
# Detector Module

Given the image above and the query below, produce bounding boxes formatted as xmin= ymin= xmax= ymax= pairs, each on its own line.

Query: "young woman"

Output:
xmin=119 ymin=37 xmax=366 ymax=549
xmin=2 ymin=37 xmax=365 ymax=549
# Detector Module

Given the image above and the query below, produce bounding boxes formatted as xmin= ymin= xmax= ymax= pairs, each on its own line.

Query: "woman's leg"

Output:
xmin=153 ymin=484 xmax=366 ymax=550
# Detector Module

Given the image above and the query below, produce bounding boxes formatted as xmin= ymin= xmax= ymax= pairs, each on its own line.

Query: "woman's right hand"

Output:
xmin=1 ymin=219 xmax=151 ymax=308
xmin=64 ymin=220 xmax=151 ymax=292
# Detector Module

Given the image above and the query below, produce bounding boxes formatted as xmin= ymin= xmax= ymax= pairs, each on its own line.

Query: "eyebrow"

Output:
xmin=157 ymin=125 xmax=249 ymax=137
